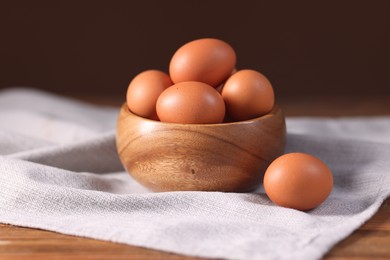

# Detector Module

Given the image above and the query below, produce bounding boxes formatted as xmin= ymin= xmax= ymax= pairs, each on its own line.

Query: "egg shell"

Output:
xmin=126 ymin=70 xmax=172 ymax=120
xmin=215 ymin=68 xmax=237 ymax=94
xmin=263 ymin=152 xmax=334 ymax=211
xmin=156 ymin=81 xmax=225 ymax=124
xmin=221 ymin=69 xmax=275 ymax=121
xmin=169 ymin=38 xmax=236 ymax=87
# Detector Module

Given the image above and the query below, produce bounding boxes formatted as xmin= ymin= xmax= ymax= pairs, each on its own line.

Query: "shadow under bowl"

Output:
xmin=116 ymin=104 xmax=286 ymax=192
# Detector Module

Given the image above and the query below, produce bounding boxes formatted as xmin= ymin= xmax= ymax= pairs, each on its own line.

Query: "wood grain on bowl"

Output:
xmin=116 ymin=104 xmax=286 ymax=192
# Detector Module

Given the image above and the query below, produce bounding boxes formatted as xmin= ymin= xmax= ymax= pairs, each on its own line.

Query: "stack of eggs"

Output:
xmin=126 ymin=38 xmax=274 ymax=124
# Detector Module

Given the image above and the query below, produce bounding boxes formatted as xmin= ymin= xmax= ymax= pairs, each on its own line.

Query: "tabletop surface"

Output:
xmin=1 ymin=95 xmax=389 ymax=259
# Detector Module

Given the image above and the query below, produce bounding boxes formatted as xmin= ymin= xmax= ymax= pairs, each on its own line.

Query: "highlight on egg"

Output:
xmin=169 ymin=38 xmax=236 ymax=87
xmin=126 ymin=70 xmax=172 ymax=120
xmin=221 ymin=69 xmax=275 ymax=121
xmin=156 ymin=81 xmax=225 ymax=124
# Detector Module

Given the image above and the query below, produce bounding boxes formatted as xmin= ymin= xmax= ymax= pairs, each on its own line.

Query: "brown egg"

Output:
xmin=169 ymin=38 xmax=236 ymax=87
xmin=126 ymin=70 xmax=172 ymax=120
xmin=221 ymin=69 xmax=274 ymax=121
xmin=263 ymin=153 xmax=334 ymax=211
xmin=215 ymin=68 xmax=237 ymax=94
xmin=156 ymin=81 xmax=225 ymax=124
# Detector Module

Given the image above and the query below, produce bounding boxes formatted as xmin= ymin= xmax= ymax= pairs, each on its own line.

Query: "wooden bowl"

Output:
xmin=116 ymin=104 xmax=286 ymax=192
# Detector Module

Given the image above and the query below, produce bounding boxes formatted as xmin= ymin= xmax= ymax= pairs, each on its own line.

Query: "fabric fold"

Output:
xmin=0 ymin=88 xmax=389 ymax=260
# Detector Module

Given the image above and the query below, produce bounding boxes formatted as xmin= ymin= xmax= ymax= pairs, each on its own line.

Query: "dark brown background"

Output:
xmin=0 ymin=0 xmax=389 ymax=99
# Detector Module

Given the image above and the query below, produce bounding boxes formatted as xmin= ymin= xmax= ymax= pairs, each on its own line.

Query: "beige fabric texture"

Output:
xmin=0 ymin=88 xmax=389 ymax=260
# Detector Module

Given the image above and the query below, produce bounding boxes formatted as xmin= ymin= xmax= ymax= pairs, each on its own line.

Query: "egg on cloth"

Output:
xmin=263 ymin=152 xmax=334 ymax=211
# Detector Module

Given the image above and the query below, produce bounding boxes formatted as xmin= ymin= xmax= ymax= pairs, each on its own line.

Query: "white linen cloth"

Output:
xmin=0 ymin=88 xmax=389 ymax=260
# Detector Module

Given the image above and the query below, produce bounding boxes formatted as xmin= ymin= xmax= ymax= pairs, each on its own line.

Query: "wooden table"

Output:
xmin=1 ymin=96 xmax=389 ymax=259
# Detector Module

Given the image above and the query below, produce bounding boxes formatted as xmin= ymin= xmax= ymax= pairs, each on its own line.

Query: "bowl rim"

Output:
xmin=120 ymin=103 xmax=282 ymax=127
xmin=120 ymin=102 xmax=281 ymax=127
